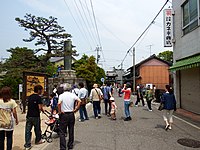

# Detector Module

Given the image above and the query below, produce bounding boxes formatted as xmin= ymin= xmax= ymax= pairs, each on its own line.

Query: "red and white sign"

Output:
xmin=163 ymin=9 xmax=173 ymax=47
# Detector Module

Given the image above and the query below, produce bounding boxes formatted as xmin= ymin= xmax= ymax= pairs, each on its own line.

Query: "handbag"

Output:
xmin=158 ymin=102 xmax=164 ymax=111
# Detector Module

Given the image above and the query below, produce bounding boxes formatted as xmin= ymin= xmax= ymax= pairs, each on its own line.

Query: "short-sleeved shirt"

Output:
xmin=58 ymin=92 xmax=80 ymax=112
xmin=78 ymin=88 xmax=88 ymax=99
xmin=90 ymin=88 xmax=103 ymax=101
xmin=27 ymin=94 xmax=43 ymax=117
xmin=0 ymin=99 xmax=18 ymax=131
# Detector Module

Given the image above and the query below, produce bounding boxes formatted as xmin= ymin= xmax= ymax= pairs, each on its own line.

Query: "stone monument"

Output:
xmin=48 ymin=40 xmax=85 ymax=93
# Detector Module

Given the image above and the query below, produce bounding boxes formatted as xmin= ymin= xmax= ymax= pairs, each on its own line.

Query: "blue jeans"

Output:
xmin=79 ymin=104 xmax=89 ymax=120
xmin=24 ymin=117 xmax=42 ymax=148
xmin=93 ymin=101 xmax=101 ymax=118
xmin=0 ymin=130 xmax=13 ymax=150
xmin=124 ymin=101 xmax=131 ymax=118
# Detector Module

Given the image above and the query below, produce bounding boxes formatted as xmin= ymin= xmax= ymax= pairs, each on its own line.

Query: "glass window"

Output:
xmin=182 ymin=0 xmax=198 ymax=35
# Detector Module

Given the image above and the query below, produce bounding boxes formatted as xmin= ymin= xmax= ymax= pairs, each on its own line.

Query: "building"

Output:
xmin=124 ymin=54 xmax=171 ymax=90
xmin=171 ymin=0 xmax=200 ymax=114
xmin=49 ymin=57 xmax=76 ymax=67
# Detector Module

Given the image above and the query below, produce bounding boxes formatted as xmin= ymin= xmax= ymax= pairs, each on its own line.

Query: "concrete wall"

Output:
xmin=173 ymin=0 xmax=200 ymax=60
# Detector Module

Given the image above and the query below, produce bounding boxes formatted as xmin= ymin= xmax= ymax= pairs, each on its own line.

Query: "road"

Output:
xmin=43 ymin=94 xmax=200 ymax=150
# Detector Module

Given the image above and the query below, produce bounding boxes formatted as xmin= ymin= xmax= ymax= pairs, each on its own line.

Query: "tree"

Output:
xmin=157 ymin=50 xmax=173 ymax=63
xmin=15 ymin=14 xmax=74 ymax=65
xmin=72 ymin=54 xmax=105 ymax=90
xmin=0 ymin=47 xmax=56 ymax=98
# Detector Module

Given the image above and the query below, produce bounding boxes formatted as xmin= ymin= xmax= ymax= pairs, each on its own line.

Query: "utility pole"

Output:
xmin=132 ymin=47 xmax=136 ymax=92
xmin=147 ymin=44 xmax=153 ymax=56
xmin=120 ymin=63 xmax=123 ymax=86
xmin=96 ymin=46 xmax=100 ymax=64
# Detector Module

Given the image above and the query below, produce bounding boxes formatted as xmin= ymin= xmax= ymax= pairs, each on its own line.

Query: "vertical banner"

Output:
xmin=163 ymin=9 xmax=173 ymax=47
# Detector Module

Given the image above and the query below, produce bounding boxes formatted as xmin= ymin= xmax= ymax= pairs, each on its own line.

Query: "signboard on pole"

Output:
xmin=163 ymin=9 xmax=173 ymax=47
xmin=101 ymin=78 xmax=105 ymax=83
xmin=19 ymin=84 xmax=23 ymax=92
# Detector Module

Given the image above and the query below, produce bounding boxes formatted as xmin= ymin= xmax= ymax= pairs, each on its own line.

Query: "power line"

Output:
xmin=90 ymin=0 xmax=102 ymax=48
xmin=118 ymin=0 xmax=170 ymax=68
xmin=73 ymin=0 xmax=97 ymax=47
xmin=78 ymin=0 xmax=99 ymax=45
xmin=63 ymin=0 xmax=93 ymax=50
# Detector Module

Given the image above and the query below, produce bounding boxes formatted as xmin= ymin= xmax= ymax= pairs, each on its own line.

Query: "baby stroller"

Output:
xmin=42 ymin=110 xmax=60 ymax=143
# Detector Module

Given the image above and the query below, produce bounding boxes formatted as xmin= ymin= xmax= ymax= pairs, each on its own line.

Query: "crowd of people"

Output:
xmin=0 ymin=82 xmax=176 ymax=150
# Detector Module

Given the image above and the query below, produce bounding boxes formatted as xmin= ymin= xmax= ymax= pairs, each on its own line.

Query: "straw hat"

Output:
xmin=93 ymin=84 xmax=98 ymax=88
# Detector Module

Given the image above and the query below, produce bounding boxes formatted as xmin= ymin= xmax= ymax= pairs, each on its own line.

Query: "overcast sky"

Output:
xmin=0 ymin=0 xmax=172 ymax=70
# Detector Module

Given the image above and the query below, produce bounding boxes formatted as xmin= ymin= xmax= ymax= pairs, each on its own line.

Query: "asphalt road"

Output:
xmin=43 ymin=94 xmax=200 ymax=150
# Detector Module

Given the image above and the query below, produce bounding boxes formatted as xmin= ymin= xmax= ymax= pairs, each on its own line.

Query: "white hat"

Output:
xmin=62 ymin=83 xmax=71 ymax=91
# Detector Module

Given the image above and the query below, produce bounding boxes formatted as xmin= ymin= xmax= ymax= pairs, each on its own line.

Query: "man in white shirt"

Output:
xmin=78 ymin=82 xmax=89 ymax=122
xmin=58 ymin=83 xmax=81 ymax=150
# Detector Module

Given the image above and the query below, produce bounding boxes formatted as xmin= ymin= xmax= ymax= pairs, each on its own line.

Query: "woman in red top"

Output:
xmin=122 ymin=83 xmax=132 ymax=121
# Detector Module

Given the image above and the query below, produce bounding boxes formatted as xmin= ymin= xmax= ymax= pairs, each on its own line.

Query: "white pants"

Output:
xmin=163 ymin=109 xmax=174 ymax=123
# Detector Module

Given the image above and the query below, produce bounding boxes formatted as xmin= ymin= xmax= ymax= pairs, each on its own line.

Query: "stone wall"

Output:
xmin=48 ymin=70 xmax=86 ymax=94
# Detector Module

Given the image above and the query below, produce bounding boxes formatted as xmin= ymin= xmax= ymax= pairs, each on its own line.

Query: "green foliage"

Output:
xmin=72 ymin=54 xmax=105 ymax=89
xmin=15 ymin=14 xmax=75 ymax=64
xmin=0 ymin=47 xmax=55 ymax=98
xmin=157 ymin=50 xmax=173 ymax=63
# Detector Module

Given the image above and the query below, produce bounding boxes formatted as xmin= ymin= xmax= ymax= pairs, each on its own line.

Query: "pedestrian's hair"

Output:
xmin=34 ymin=85 xmax=43 ymax=93
xmin=0 ymin=86 xmax=12 ymax=102
xmin=165 ymin=85 xmax=173 ymax=94
xmin=57 ymin=87 xmax=64 ymax=96
xmin=50 ymin=93 xmax=56 ymax=98
xmin=79 ymin=82 xmax=84 ymax=88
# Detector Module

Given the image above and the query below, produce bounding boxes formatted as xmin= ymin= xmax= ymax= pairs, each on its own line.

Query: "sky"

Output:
xmin=0 ymin=0 xmax=172 ymax=71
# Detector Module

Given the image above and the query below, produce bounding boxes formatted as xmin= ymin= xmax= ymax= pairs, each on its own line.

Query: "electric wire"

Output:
xmin=73 ymin=0 xmax=97 ymax=47
xmin=63 ymin=0 xmax=93 ymax=50
xmin=78 ymin=0 xmax=99 ymax=45
xmin=118 ymin=0 xmax=170 ymax=68
xmin=90 ymin=0 xmax=102 ymax=48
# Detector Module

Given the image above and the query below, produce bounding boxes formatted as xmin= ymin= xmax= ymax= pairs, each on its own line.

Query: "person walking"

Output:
xmin=161 ymin=85 xmax=176 ymax=130
xmin=145 ymin=85 xmax=153 ymax=111
xmin=24 ymin=85 xmax=45 ymax=149
xmin=0 ymin=87 xmax=19 ymax=150
xmin=110 ymin=97 xmax=117 ymax=120
xmin=71 ymin=85 xmax=80 ymax=97
xmin=102 ymin=82 xmax=112 ymax=116
xmin=78 ymin=82 xmax=89 ymax=122
xmin=58 ymin=83 xmax=81 ymax=150
xmin=90 ymin=84 xmax=103 ymax=119
xmin=122 ymin=83 xmax=132 ymax=121
xmin=135 ymin=84 xmax=145 ymax=107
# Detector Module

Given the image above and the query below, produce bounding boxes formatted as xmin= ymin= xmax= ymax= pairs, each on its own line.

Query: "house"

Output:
xmin=49 ymin=57 xmax=76 ymax=67
xmin=123 ymin=54 xmax=172 ymax=90
xmin=171 ymin=0 xmax=200 ymax=114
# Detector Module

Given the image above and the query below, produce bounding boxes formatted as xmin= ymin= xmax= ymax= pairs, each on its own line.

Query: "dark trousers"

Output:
xmin=93 ymin=101 xmax=101 ymax=117
xmin=104 ymin=99 xmax=111 ymax=115
xmin=79 ymin=104 xmax=89 ymax=120
xmin=0 ymin=130 xmax=13 ymax=150
xmin=24 ymin=117 xmax=42 ymax=148
xmin=59 ymin=112 xmax=75 ymax=150
xmin=147 ymin=100 xmax=152 ymax=110
xmin=135 ymin=95 xmax=145 ymax=106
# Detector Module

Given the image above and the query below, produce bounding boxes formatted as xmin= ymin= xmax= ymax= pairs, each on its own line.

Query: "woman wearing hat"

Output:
xmin=90 ymin=84 xmax=103 ymax=119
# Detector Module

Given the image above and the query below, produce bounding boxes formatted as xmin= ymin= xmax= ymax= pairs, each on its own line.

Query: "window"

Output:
xmin=182 ymin=0 xmax=199 ymax=35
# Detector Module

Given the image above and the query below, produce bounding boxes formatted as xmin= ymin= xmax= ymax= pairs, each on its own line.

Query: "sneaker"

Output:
xmin=168 ymin=126 xmax=172 ymax=130
xmin=95 ymin=117 xmax=98 ymax=119
xmin=24 ymin=146 xmax=32 ymax=150
xmin=165 ymin=125 xmax=170 ymax=131
xmin=124 ymin=117 xmax=129 ymax=121
xmin=35 ymin=139 xmax=45 ymax=145
xmin=79 ymin=119 xmax=84 ymax=122
xmin=85 ymin=118 xmax=89 ymax=120
xmin=98 ymin=114 xmax=101 ymax=118
xmin=135 ymin=105 xmax=138 ymax=107
xmin=149 ymin=109 xmax=153 ymax=112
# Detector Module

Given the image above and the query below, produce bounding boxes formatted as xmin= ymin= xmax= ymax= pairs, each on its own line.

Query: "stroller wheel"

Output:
xmin=47 ymin=138 xmax=53 ymax=143
xmin=42 ymin=134 xmax=47 ymax=139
